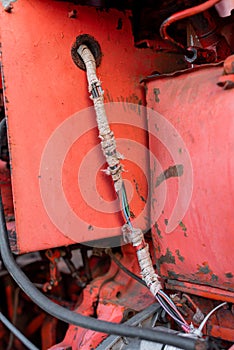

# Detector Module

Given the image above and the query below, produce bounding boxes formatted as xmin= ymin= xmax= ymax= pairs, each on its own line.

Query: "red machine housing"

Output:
xmin=146 ymin=65 xmax=234 ymax=301
xmin=0 ymin=1 xmax=157 ymax=252
xmin=0 ymin=0 xmax=234 ymax=348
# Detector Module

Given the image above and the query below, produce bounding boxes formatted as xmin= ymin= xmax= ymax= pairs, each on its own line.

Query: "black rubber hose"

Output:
xmin=0 ymin=196 xmax=208 ymax=350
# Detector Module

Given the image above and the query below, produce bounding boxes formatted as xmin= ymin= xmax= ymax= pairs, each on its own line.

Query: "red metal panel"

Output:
xmin=146 ymin=65 xmax=234 ymax=295
xmin=0 ymin=0 xmax=164 ymax=253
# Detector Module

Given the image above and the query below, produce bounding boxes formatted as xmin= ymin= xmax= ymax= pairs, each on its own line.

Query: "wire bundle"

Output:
xmin=119 ymin=182 xmax=190 ymax=332
xmin=78 ymin=44 xmax=191 ymax=334
xmin=119 ymin=182 xmax=133 ymax=229
xmin=157 ymin=290 xmax=190 ymax=332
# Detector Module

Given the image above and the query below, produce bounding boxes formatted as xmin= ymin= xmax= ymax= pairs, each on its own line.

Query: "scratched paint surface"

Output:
xmin=0 ymin=0 xmax=167 ymax=252
xmin=147 ymin=66 xmax=234 ymax=293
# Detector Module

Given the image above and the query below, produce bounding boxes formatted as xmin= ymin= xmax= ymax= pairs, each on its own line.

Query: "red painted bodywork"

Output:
xmin=0 ymin=0 xmax=162 ymax=253
xmin=146 ymin=65 xmax=234 ymax=298
xmin=0 ymin=0 xmax=234 ymax=347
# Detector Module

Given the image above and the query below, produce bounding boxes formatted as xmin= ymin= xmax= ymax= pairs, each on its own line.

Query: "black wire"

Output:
xmin=117 ymin=185 xmax=187 ymax=328
xmin=109 ymin=251 xmax=188 ymax=329
xmin=156 ymin=294 xmax=184 ymax=327
xmin=108 ymin=251 xmax=146 ymax=287
xmin=117 ymin=183 xmax=186 ymax=327
xmin=0 ymin=312 xmax=39 ymax=350
xmin=0 ymin=195 xmax=207 ymax=350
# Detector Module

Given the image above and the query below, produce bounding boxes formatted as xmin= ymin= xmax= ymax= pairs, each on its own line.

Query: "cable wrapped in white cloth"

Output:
xmin=78 ymin=45 xmax=123 ymax=192
xmin=78 ymin=44 xmax=162 ymax=296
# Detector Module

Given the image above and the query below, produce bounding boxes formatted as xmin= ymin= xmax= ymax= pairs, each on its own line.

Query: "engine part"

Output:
xmin=188 ymin=9 xmax=232 ymax=62
xmin=160 ymin=0 xmax=222 ymax=54
xmin=119 ymin=327 xmax=198 ymax=350
xmin=160 ymin=0 xmax=231 ymax=63
xmin=96 ymin=303 xmax=162 ymax=350
xmin=0 ymin=193 xmax=209 ymax=349
xmin=42 ymin=249 xmax=62 ymax=292
xmin=197 ymin=302 xmax=227 ymax=335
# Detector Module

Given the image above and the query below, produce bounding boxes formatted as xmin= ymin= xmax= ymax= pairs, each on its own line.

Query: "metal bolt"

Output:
xmin=68 ymin=10 xmax=77 ymax=18
xmin=4 ymin=3 xmax=13 ymax=12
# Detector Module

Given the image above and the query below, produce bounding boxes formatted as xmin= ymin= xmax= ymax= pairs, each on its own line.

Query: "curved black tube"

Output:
xmin=0 ymin=195 xmax=207 ymax=350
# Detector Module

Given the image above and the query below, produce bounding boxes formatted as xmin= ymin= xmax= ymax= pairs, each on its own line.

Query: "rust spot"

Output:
xmin=88 ymin=225 xmax=94 ymax=231
xmin=133 ymin=179 xmax=146 ymax=203
xmin=157 ymin=248 xmax=175 ymax=267
xmin=154 ymin=222 xmax=162 ymax=238
xmin=175 ymin=249 xmax=185 ymax=262
xmin=197 ymin=262 xmax=211 ymax=275
xmin=225 ymin=272 xmax=233 ymax=279
xmin=179 ymin=221 xmax=188 ymax=237
xmin=153 ymin=88 xmax=160 ymax=103
xmin=164 ymin=218 xmax=168 ymax=226
xmin=211 ymin=274 xmax=218 ymax=281
xmin=167 ymin=270 xmax=180 ymax=279
xmin=156 ymin=164 xmax=183 ymax=188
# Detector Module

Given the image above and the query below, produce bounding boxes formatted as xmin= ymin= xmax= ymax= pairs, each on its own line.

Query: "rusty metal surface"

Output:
xmin=206 ymin=305 xmax=234 ymax=342
xmin=146 ymin=65 xmax=234 ymax=294
xmin=0 ymin=160 xmax=13 ymax=218
xmin=166 ymin=281 xmax=234 ymax=303
xmin=0 ymin=0 xmax=175 ymax=253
